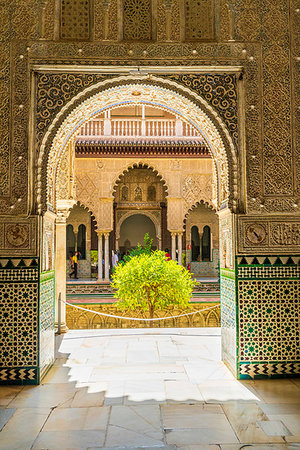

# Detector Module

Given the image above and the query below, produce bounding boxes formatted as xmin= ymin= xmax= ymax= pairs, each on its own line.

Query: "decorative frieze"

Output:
xmin=238 ymin=216 xmax=300 ymax=253
xmin=0 ymin=216 xmax=38 ymax=257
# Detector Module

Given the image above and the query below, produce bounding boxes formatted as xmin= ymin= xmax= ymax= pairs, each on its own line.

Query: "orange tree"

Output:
xmin=111 ymin=250 xmax=195 ymax=319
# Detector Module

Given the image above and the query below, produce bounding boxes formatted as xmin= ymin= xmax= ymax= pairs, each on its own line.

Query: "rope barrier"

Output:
xmin=63 ymin=299 xmax=220 ymax=321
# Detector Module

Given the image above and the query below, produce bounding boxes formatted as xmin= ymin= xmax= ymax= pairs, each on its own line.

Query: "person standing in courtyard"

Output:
xmin=69 ymin=251 xmax=79 ymax=279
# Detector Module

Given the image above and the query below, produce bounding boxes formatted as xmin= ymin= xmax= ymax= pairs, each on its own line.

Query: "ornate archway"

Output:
xmin=38 ymin=76 xmax=237 ymax=215
xmin=39 ymin=74 xmax=239 ymax=372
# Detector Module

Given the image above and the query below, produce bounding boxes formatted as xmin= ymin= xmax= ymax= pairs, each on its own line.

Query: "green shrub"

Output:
xmin=111 ymin=250 xmax=195 ymax=319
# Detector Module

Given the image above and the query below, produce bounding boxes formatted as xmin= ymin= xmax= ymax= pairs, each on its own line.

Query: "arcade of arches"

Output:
xmin=0 ymin=1 xmax=299 ymax=390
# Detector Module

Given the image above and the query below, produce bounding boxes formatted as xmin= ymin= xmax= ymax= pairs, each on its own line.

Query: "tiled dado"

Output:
xmin=40 ymin=270 xmax=55 ymax=380
xmin=0 ymin=258 xmax=55 ymax=385
xmin=220 ymin=268 xmax=237 ymax=377
xmin=237 ymin=255 xmax=300 ymax=379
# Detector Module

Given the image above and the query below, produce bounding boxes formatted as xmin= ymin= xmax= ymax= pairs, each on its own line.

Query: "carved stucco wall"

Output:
xmin=75 ymin=157 xmax=214 ymax=230
xmin=0 ymin=0 xmax=299 ymax=383
xmin=0 ymin=0 xmax=298 ymax=221
xmin=43 ymin=80 xmax=234 ymax=216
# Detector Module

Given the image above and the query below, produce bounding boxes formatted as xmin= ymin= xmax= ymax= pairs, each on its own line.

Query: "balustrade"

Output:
xmin=77 ymin=117 xmax=200 ymax=139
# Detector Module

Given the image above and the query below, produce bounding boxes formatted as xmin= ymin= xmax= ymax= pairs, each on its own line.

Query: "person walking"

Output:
xmin=69 ymin=251 xmax=79 ymax=279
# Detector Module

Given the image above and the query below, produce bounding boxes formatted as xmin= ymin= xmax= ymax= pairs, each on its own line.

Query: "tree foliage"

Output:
xmin=120 ymin=233 xmax=153 ymax=265
xmin=111 ymin=250 xmax=195 ymax=319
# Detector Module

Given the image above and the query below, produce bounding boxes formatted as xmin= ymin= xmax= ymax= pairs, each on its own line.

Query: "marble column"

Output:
xmin=177 ymin=232 xmax=183 ymax=265
xmin=55 ymin=217 xmax=68 ymax=332
xmin=104 ymin=232 xmax=110 ymax=282
xmin=171 ymin=233 xmax=176 ymax=261
xmin=97 ymin=232 xmax=103 ymax=282
xmin=74 ymin=231 xmax=78 ymax=252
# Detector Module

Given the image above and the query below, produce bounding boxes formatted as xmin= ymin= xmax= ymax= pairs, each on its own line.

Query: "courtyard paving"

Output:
xmin=0 ymin=328 xmax=299 ymax=449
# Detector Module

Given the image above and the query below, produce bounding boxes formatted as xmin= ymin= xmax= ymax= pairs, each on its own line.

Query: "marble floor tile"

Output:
xmin=267 ymin=414 xmax=300 ymax=436
xmin=0 ymin=407 xmax=50 ymax=450
xmin=260 ymin=403 xmax=300 ymax=415
xmin=90 ymin=363 xmax=187 ymax=382
xmin=104 ymin=381 xmax=125 ymax=405
xmin=42 ymin=365 xmax=72 ymax=383
xmin=165 ymin=427 xmax=238 ymax=445
xmin=222 ymin=402 xmax=285 ymax=444
xmin=105 ymin=425 xmax=165 ymax=448
xmin=0 ymin=386 xmax=23 ymax=406
xmin=109 ymin=405 xmax=163 ymax=440
xmin=68 ymin=383 xmax=106 ymax=407
xmin=165 ymin=380 xmax=204 ymax=403
xmin=162 ymin=404 xmax=229 ymax=430
xmin=9 ymin=382 xmax=77 ymax=408
xmin=43 ymin=406 xmax=110 ymax=431
xmin=257 ymin=419 xmax=292 ymax=436
xmin=32 ymin=430 xmax=106 ymax=449
xmin=184 ymin=361 xmax=235 ymax=383
xmin=197 ymin=380 xmax=259 ymax=403
xmin=0 ymin=408 xmax=16 ymax=431
xmin=220 ymin=445 xmax=293 ymax=449
xmin=124 ymin=379 xmax=166 ymax=404
xmin=248 ymin=380 xmax=300 ymax=404
xmin=177 ymin=446 xmax=221 ymax=450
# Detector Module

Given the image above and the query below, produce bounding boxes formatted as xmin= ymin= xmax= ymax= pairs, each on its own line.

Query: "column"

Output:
xmin=141 ymin=104 xmax=146 ymax=136
xmin=104 ymin=232 xmax=110 ymax=281
xmin=171 ymin=232 xmax=176 ymax=261
xmin=177 ymin=232 xmax=183 ymax=265
xmin=104 ymin=110 xmax=111 ymax=135
xmin=55 ymin=216 xmax=68 ymax=332
xmin=97 ymin=232 xmax=103 ymax=282
xmin=74 ymin=231 xmax=78 ymax=252
xmin=175 ymin=118 xmax=183 ymax=137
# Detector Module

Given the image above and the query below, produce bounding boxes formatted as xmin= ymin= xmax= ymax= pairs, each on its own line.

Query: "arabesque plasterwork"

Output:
xmin=43 ymin=79 xmax=235 ymax=215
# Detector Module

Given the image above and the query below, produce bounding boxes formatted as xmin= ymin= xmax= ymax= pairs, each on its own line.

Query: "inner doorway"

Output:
xmin=119 ymin=214 xmax=158 ymax=254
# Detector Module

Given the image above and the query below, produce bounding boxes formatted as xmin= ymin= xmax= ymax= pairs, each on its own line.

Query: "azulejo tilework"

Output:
xmin=39 ymin=270 xmax=55 ymax=380
xmin=237 ymin=255 xmax=300 ymax=379
xmin=220 ymin=268 xmax=237 ymax=377
xmin=0 ymin=258 xmax=55 ymax=385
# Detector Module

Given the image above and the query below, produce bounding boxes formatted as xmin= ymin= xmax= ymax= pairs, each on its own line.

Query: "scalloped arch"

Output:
xmin=111 ymin=161 xmax=169 ymax=197
xmin=40 ymin=75 xmax=237 ymax=212
xmin=183 ymin=200 xmax=218 ymax=230
xmin=69 ymin=201 xmax=98 ymax=225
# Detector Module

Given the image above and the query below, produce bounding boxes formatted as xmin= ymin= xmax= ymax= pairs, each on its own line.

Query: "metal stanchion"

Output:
xmin=57 ymin=292 xmax=61 ymax=335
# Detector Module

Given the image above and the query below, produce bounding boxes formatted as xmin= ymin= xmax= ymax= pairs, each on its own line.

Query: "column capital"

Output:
xmin=56 ymin=199 xmax=76 ymax=224
xmin=97 ymin=229 xmax=112 ymax=235
xmin=169 ymin=230 xmax=184 ymax=236
xmin=56 ymin=210 xmax=69 ymax=224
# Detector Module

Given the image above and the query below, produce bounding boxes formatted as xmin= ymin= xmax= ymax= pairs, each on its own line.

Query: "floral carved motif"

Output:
xmin=182 ymin=174 xmax=214 ymax=214
xmin=164 ymin=74 xmax=238 ymax=149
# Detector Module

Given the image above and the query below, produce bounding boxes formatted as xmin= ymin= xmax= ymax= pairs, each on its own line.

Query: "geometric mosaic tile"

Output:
xmin=238 ymin=265 xmax=299 ymax=279
xmin=39 ymin=271 xmax=55 ymax=380
xmin=239 ymin=362 xmax=300 ymax=379
xmin=0 ymin=367 xmax=38 ymax=384
xmin=0 ymin=258 xmax=40 ymax=385
xmin=220 ymin=269 xmax=237 ymax=376
xmin=237 ymin=255 xmax=300 ymax=266
xmin=237 ymin=255 xmax=300 ymax=379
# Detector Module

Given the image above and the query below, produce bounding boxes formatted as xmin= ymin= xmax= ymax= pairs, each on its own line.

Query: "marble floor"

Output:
xmin=0 ymin=328 xmax=300 ymax=450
